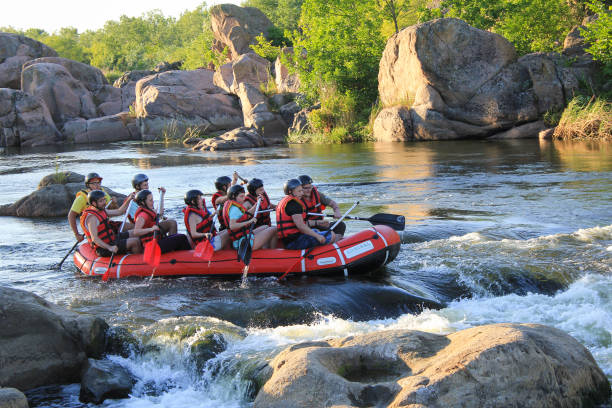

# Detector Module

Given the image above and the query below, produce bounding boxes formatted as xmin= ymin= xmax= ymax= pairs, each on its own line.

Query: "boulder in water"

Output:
xmin=79 ymin=358 xmax=133 ymax=404
xmin=0 ymin=388 xmax=28 ymax=408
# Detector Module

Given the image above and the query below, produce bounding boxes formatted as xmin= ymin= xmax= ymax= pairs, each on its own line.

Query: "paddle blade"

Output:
xmin=369 ymin=213 xmax=405 ymax=231
xmin=101 ymin=254 xmax=115 ymax=282
xmin=143 ymin=240 xmax=161 ymax=267
xmin=202 ymin=241 xmax=214 ymax=261
xmin=237 ymin=236 xmax=252 ymax=265
xmin=194 ymin=240 xmax=210 ymax=258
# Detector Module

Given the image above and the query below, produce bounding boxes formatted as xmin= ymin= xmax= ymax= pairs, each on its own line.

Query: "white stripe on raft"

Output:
xmin=117 ymin=254 xmax=130 ymax=279
xmin=91 ymin=257 xmax=101 ymax=276
xmin=333 ymin=243 xmax=348 ymax=277
xmin=370 ymin=227 xmax=389 ymax=265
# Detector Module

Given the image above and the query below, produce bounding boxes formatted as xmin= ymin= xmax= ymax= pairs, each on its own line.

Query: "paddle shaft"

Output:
xmin=57 ymin=241 xmax=79 ymax=269
xmin=308 ymin=212 xmax=369 ymax=221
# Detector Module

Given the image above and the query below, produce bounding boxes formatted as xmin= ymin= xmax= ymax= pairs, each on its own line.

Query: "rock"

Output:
xmin=210 ymin=4 xmax=275 ymax=59
xmin=376 ymin=18 xmax=590 ymax=141
xmin=190 ymin=332 xmax=227 ymax=371
xmin=487 ymin=120 xmax=546 ymax=139
xmin=93 ymin=85 xmax=123 ymax=116
xmin=37 ymin=170 xmax=84 ymax=188
xmin=563 ymin=25 xmax=588 ymax=57
xmin=113 ymin=70 xmax=154 ymax=88
xmin=0 ymin=388 xmax=28 ymax=408
xmin=153 ymin=61 xmax=182 ymax=72
xmin=0 ymin=172 xmax=126 ymax=217
xmin=0 ymin=88 xmax=62 ymax=147
xmin=279 ymin=101 xmax=300 ymax=125
xmin=539 ymin=127 xmax=555 ymax=140
xmin=62 ymin=112 xmax=140 ymax=144
xmin=22 ymin=57 xmax=108 ymax=93
xmin=134 ymin=69 xmax=243 ymax=140
xmin=231 ymin=53 xmax=271 ymax=93
xmin=213 ymin=62 xmax=234 ymax=93
xmin=236 ymin=83 xmax=287 ymax=144
xmin=105 ymin=326 xmax=142 ymax=358
xmin=254 ymin=323 xmax=610 ymax=408
xmin=275 ymin=47 xmax=301 ymax=93
xmin=288 ymin=103 xmax=320 ymax=136
xmin=79 ymin=358 xmax=133 ymax=404
xmin=193 ymin=126 xmax=264 ymax=151
xmin=21 ymin=62 xmax=97 ymax=126
xmin=0 ymin=32 xmax=57 ymax=89
xmin=0 ymin=286 xmax=110 ymax=390
xmin=373 ymin=106 xmax=413 ymax=141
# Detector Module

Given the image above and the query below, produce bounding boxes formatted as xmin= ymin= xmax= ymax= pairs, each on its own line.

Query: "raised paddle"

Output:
xmin=278 ymin=201 xmax=359 ymax=281
xmin=143 ymin=190 xmax=163 ymax=268
xmin=237 ymin=197 xmax=261 ymax=265
xmin=101 ymin=208 xmax=130 ymax=281
xmin=307 ymin=212 xmax=405 ymax=231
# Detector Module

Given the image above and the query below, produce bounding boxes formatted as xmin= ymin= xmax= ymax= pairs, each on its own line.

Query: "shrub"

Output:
xmin=554 ymin=95 xmax=611 ymax=140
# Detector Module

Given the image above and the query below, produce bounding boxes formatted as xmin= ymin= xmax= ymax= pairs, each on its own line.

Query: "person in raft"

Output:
xmin=68 ymin=172 xmax=134 ymax=243
xmin=298 ymin=174 xmax=346 ymax=239
xmin=80 ymin=190 xmax=142 ymax=257
xmin=276 ymin=179 xmax=338 ymax=250
xmin=211 ymin=175 xmax=236 ymax=231
xmin=183 ymin=189 xmax=229 ymax=250
xmin=132 ymin=189 xmax=191 ymax=253
xmin=222 ymin=184 xmax=277 ymax=251
xmin=129 ymin=173 xmax=178 ymax=236
xmin=243 ymin=178 xmax=276 ymax=228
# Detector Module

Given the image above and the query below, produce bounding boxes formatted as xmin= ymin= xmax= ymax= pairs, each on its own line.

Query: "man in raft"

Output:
xmin=211 ymin=175 xmax=234 ymax=231
xmin=183 ymin=189 xmax=229 ymax=250
xmin=298 ymin=174 xmax=346 ymax=239
xmin=129 ymin=173 xmax=178 ymax=236
xmin=132 ymin=190 xmax=190 ymax=253
xmin=243 ymin=178 xmax=275 ymax=228
xmin=277 ymin=179 xmax=339 ymax=249
xmin=222 ymin=185 xmax=277 ymax=251
xmin=81 ymin=190 xmax=142 ymax=257
xmin=68 ymin=172 xmax=134 ymax=243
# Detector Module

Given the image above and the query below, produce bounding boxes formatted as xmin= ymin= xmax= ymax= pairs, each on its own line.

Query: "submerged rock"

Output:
xmin=0 ymin=388 xmax=28 ymax=408
xmin=79 ymin=358 xmax=133 ymax=404
xmin=193 ymin=127 xmax=264 ymax=151
xmin=190 ymin=331 xmax=228 ymax=372
xmin=254 ymin=323 xmax=610 ymax=408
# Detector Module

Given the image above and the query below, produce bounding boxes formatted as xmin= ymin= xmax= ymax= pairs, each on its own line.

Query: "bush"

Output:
xmin=581 ymin=1 xmax=612 ymax=76
xmin=554 ymin=95 xmax=612 ymax=140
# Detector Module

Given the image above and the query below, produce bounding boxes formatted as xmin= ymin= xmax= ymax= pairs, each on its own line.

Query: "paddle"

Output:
xmin=237 ymin=197 xmax=261 ymax=265
xmin=101 ymin=209 xmax=129 ymax=281
xmin=194 ymin=214 xmax=218 ymax=260
xmin=307 ymin=212 xmax=405 ymax=231
xmin=278 ymin=201 xmax=359 ymax=281
xmin=143 ymin=191 xmax=162 ymax=268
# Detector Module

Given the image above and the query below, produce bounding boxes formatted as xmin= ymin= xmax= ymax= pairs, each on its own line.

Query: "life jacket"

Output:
xmin=183 ymin=204 xmax=215 ymax=244
xmin=212 ymin=191 xmax=227 ymax=230
xmin=276 ymin=195 xmax=306 ymax=240
xmin=134 ymin=206 xmax=159 ymax=244
xmin=222 ymin=200 xmax=251 ymax=243
xmin=245 ymin=191 xmax=272 ymax=227
xmin=302 ymin=186 xmax=326 ymax=220
xmin=80 ymin=206 xmax=116 ymax=250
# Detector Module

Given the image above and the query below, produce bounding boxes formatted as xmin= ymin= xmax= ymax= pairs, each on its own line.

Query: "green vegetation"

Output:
xmin=554 ymin=95 xmax=611 ymax=140
xmin=581 ymin=1 xmax=612 ymax=76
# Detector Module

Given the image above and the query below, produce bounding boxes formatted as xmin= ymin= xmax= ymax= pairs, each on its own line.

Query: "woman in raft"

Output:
xmin=183 ymin=189 xmax=230 ymax=250
xmin=132 ymin=189 xmax=191 ymax=253
xmin=222 ymin=185 xmax=277 ymax=251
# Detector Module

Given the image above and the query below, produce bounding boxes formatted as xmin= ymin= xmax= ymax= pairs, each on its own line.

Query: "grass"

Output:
xmin=53 ymin=156 xmax=67 ymax=184
xmin=162 ymin=120 xmax=211 ymax=143
xmin=553 ymin=95 xmax=612 ymax=140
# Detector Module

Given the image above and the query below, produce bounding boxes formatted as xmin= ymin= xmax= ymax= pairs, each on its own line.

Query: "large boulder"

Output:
xmin=22 ymin=57 xmax=108 ymax=93
xmin=0 ymin=32 xmax=57 ymax=89
xmin=373 ymin=106 xmax=413 ymax=142
xmin=0 ymin=171 xmax=126 ymax=217
xmin=0 ymin=88 xmax=62 ymax=147
xmin=210 ymin=4 xmax=275 ymax=59
xmin=213 ymin=62 xmax=234 ymax=93
xmin=275 ymin=47 xmax=301 ymax=93
xmin=236 ymin=83 xmax=287 ymax=144
xmin=0 ymin=286 xmax=109 ymax=390
xmin=192 ymin=126 xmax=264 ymax=151
xmin=79 ymin=359 xmax=133 ymax=404
xmin=376 ymin=18 xmax=586 ymax=141
xmin=0 ymin=388 xmax=28 ymax=408
xmin=231 ymin=53 xmax=271 ymax=93
xmin=134 ymin=69 xmax=243 ymax=140
xmin=254 ymin=324 xmax=610 ymax=408
xmin=62 ymin=112 xmax=140 ymax=144
xmin=21 ymin=62 xmax=97 ymax=126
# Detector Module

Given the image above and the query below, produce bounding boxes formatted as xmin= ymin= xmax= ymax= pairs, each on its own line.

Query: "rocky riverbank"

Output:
xmin=0 ymin=285 xmax=609 ymax=407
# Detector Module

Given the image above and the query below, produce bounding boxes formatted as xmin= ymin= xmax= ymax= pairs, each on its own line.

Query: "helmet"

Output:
xmin=184 ymin=189 xmax=203 ymax=206
xmin=87 ymin=190 xmax=106 ymax=206
xmin=85 ymin=172 xmax=102 ymax=185
xmin=215 ymin=176 xmax=232 ymax=191
xmin=247 ymin=178 xmax=264 ymax=196
xmin=132 ymin=173 xmax=149 ymax=190
xmin=298 ymin=175 xmax=313 ymax=186
xmin=284 ymin=178 xmax=301 ymax=195
xmin=135 ymin=189 xmax=152 ymax=207
xmin=227 ymin=184 xmax=245 ymax=200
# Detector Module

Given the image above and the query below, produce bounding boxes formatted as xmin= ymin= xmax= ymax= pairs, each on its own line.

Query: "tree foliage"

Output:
xmin=581 ymin=1 xmax=612 ymax=75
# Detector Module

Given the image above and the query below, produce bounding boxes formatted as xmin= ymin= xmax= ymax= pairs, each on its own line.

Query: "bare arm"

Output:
xmin=292 ymin=214 xmax=325 ymax=244
xmin=132 ymin=215 xmax=159 ymax=238
xmin=229 ymin=216 xmax=256 ymax=231
xmin=87 ymin=216 xmax=117 ymax=253
xmin=68 ymin=211 xmax=85 ymax=242
xmin=188 ymin=213 xmax=211 ymax=240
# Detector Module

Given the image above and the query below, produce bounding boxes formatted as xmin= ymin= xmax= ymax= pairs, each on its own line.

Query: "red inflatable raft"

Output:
xmin=73 ymin=225 xmax=400 ymax=279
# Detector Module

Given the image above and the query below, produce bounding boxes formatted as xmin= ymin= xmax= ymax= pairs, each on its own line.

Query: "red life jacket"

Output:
xmin=302 ymin=186 xmax=326 ymax=220
xmin=276 ymin=195 xmax=305 ymax=240
xmin=245 ymin=191 xmax=272 ymax=227
xmin=80 ymin=206 xmax=116 ymax=250
xmin=183 ymin=204 xmax=215 ymax=244
xmin=222 ymin=200 xmax=251 ymax=242
xmin=135 ymin=206 xmax=158 ymax=244
xmin=212 ymin=191 xmax=227 ymax=230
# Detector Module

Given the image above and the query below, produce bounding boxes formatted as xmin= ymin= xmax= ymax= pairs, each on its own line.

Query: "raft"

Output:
xmin=73 ymin=225 xmax=401 ymax=279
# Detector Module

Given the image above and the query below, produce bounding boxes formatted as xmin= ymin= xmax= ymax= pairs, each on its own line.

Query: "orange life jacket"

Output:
xmin=245 ymin=191 xmax=272 ymax=227
xmin=183 ymin=204 xmax=215 ymax=244
xmin=212 ymin=191 xmax=227 ymax=230
xmin=80 ymin=206 xmax=116 ymax=250
xmin=302 ymin=186 xmax=326 ymax=220
xmin=222 ymin=200 xmax=251 ymax=242
xmin=135 ymin=206 xmax=158 ymax=244
xmin=276 ymin=195 xmax=306 ymax=240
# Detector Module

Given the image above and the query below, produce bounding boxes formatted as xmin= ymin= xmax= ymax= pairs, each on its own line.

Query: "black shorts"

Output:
xmin=95 ymin=235 xmax=128 ymax=257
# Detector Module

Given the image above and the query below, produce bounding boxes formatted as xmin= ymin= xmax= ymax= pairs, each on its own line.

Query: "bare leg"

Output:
xmin=127 ymin=237 xmax=143 ymax=254
xmin=160 ymin=219 xmax=177 ymax=235
xmin=218 ymin=230 xmax=231 ymax=250
xmin=253 ymin=227 xmax=276 ymax=250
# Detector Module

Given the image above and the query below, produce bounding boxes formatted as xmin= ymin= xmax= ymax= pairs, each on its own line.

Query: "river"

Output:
xmin=1 ymin=139 xmax=610 ymax=407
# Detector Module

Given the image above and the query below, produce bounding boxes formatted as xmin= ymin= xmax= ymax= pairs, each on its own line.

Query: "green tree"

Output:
xmin=242 ymin=0 xmax=304 ymax=33
xmin=581 ymin=1 xmax=612 ymax=76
